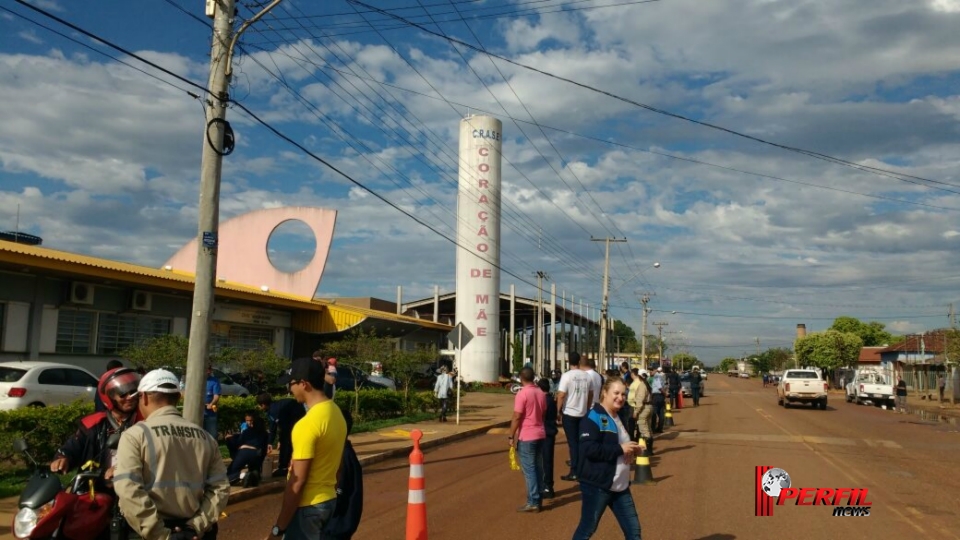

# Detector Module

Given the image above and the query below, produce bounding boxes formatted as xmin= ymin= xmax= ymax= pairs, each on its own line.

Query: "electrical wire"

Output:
xmin=351 ymin=0 xmax=960 ymax=195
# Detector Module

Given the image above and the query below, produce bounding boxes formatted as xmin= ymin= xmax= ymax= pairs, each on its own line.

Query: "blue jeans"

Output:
xmin=285 ymin=499 xmax=336 ymax=540
xmin=573 ymin=483 xmax=642 ymax=540
xmin=562 ymin=414 xmax=583 ymax=475
xmin=203 ymin=415 xmax=218 ymax=440
xmin=518 ymin=439 xmax=544 ymax=507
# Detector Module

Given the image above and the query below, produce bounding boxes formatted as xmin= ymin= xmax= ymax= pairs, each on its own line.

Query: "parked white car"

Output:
xmin=0 ymin=361 xmax=99 ymax=410
xmin=166 ymin=367 xmax=251 ymax=397
xmin=845 ymin=370 xmax=895 ymax=408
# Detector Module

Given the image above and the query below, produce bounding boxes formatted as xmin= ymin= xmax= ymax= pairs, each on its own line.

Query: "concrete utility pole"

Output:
xmin=184 ymin=0 xmax=282 ymax=427
xmin=653 ymin=321 xmax=668 ymax=364
xmin=637 ymin=292 xmax=653 ymax=369
xmin=592 ymin=237 xmax=626 ymax=368
xmin=534 ymin=271 xmax=549 ymax=376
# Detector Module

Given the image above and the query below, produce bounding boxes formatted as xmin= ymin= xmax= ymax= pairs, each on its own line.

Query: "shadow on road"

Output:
xmin=693 ymin=534 xmax=736 ymax=540
xmin=653 ymin=445 xmax=694 ymax=456
xmin=365 ymin=449 xmax=508 ymax=474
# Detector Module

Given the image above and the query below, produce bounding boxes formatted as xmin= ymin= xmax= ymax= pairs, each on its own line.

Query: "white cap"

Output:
xmin=656 ymin=367 xmax=663 ymax=372
xmin=139 ymin=369 xmax=182 ymax=394
xmin=639 ymin=369 xmax=649 ymax=377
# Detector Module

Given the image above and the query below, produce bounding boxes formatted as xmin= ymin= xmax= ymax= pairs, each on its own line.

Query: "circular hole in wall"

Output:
xmin=266 ymin=219 xmax=317 ymax=273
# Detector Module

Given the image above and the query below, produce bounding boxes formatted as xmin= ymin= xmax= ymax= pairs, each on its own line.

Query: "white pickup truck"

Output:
xmin=777 ymin=369 xmax=829 ymax=410
xmin=845 ymin=370 xmax=895 ymax=408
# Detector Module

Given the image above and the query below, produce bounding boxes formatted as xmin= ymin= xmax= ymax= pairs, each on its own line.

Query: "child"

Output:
xmin=324 ymin=407 xmax=363 ymax=539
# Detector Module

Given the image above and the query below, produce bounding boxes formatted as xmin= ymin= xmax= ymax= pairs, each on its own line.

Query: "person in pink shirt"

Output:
xmin=509 ymin=367 xmax=547 ymax=513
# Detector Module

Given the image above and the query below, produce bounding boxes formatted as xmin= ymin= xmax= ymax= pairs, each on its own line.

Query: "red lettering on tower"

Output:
xmin=476 ymin=294 xmax=489 ymax=304
xmin=477 ymin=327 xmax=487 ymax=336
xmin=477 ymin=309 xmax=488 ymax=320
xmin=478 ymin=180 xmax=489 ymax=188
xmin=479 ymin=148 xmax=489 ymax=156
xmin=479 ymin=164 xmax=489 ymax=172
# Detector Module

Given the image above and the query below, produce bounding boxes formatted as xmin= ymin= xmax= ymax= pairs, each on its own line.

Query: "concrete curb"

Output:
xmin=226 ymin=419 xmax=511 ymax=506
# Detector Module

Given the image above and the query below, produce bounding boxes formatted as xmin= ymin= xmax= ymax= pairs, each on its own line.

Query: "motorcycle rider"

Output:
xmin=51 ymin=367 xmax=142 ymax=480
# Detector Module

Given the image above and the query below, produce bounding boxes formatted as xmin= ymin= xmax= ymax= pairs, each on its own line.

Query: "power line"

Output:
xmin=11 ymin=0 xmax=596 ymax=305
xmin=238 ymin=42 xmax=960 ymax=213
xmin=351 ymin=0 xmax=960 ymax=195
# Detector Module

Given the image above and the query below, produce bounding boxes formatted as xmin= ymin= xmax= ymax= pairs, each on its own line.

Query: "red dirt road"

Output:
xmin=220 ymin=377 xmax=960 ymax=540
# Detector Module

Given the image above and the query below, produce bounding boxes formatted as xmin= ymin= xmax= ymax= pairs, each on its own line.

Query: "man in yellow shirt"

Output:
xmin=268 ymin=358 xmax=347 ymax=539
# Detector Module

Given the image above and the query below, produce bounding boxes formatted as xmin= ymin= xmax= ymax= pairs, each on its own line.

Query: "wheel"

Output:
xmin=27 ymin=402 xmax=45 ymax=408
xmin=819 ymin=400 xmax=828 ymax=410
xmin=845 ymin=393 xmax=852 ymax=403
xmin=509 ymin=384 xmax=521 ymax=394
xmin=778 ymin=396 xmax=784 ymax=407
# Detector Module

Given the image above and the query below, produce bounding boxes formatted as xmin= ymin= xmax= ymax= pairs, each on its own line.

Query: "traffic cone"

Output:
xmin=677 ymin=391 xmax=684 ymax=409
xmin=406 ymin=429 xmax=428 ymax=540
xmin=632 ymin=442 xmax=656 ymax=485
xmin=664 ymin=408 xmax=675 ymax=428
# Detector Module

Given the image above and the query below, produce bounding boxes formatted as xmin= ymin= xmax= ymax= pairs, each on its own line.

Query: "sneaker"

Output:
xmin=541 ymin=489 xmax=555 ymax=499
xmin=560 ymin=474 xmax=578 ymax=482
xmin=517 ymin=504 xmax=541 ymax=513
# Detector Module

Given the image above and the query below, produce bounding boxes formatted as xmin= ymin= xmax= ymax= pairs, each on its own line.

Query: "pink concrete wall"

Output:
xmin=164 ymin=207 xmax=337 ymax=298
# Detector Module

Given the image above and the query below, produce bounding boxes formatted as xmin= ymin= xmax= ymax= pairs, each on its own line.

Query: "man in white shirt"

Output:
xmin=584 ymin=358 xmax=604 ymax=409
xmin=556 ymin=352 xmax=592 ymax=482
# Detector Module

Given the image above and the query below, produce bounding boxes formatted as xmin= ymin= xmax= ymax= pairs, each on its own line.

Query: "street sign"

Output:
xmin=447 ymin=323 xmax=474 ymax=350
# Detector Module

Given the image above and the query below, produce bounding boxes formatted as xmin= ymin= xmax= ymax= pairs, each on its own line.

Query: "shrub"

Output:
xmin=0 ymin=401 xmax=94 ymax=467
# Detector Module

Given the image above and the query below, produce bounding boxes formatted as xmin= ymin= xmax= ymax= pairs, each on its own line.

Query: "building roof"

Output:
xmin=858 ymin=347 xmax=884 ymax=363
xmin=0 ymin=240 xmax=451 ymax=334
xmin=881 ymin=333 xmax=947 ymax=355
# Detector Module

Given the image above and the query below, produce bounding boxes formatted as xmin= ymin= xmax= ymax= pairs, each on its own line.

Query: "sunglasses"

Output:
xmin=287 ymin=379 xmax=303 ymax=388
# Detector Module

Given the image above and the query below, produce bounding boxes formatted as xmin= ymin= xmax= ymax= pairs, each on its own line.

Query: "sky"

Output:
xmin=2 ymin=0 xmax=960 ymax=366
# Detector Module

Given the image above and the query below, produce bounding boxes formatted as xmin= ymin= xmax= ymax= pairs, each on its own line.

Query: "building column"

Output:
xmin=433 ymin=285 xmax=439 ymax=323
xmin=549 ymin=283 xmax=557 ymax=373
xmin=521 ymin=318 xmax=528 ymax=368
xmin=509 ymin=284 xmax=516 ymax=370
xmin=27 ymin=276 xmax=44 ymax=361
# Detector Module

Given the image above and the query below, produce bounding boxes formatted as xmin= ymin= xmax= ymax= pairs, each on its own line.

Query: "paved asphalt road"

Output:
xmin=220 ymin=377 xmax=960 ymax=540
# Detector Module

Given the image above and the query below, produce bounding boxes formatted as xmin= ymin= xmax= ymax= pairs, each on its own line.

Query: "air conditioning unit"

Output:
xmin=70 ymin=282 xmax=95 ymax=305
xmin=131 ymin=290 xmax=153 ymax=311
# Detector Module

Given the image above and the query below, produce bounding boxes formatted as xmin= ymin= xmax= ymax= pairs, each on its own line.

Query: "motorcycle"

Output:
xmin=509 ymin=374 xmax=522 ymax=394
xmin=12 ymin=435 xmax=120 ymax=540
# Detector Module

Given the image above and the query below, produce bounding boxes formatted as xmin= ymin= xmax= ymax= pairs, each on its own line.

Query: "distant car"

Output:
xmin=778 ymin=369 xmax=828 ymax=410
xmin=165 ymin=366 xmax=251 ymax=397
xmin=739 ymin=372 xmax=750 ymax=379
xmin=0 ymin=361 xmax=99 ymax=410
xmin=337 ymin=364 xmax=396 ymax=391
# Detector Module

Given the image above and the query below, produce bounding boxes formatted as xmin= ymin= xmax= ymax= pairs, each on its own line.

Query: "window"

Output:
xmin=0 ymin=367 xmax=26 ymax=383
xmin=97 ymin=313 xmax=171 ymax=355
xmin=56 ymin=310 xmax=95 ymax=354
xmin=210 ymin=324 xmax=273 ymax=353
xmin=785 ymin=371 xmax=819 ymax=379
xmin=65 ymin=369 xmax=98 ymax=387
xmin=38 ymin=368 xmax=69 ymax=386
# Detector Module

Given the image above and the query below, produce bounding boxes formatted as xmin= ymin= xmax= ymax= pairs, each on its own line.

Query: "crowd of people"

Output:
xmin=49 ymin=350 xmax=361 ymax=540
xmin=506 ymin=351 xmax=704 ymax=539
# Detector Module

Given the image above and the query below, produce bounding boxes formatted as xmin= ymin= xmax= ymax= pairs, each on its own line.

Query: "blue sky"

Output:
xmin=3 ymin=0 xmax=960 ymax=365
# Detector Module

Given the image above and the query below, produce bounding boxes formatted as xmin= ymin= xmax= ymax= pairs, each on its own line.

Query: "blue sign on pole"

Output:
xmin=202 ymin=232 xmax=218 ymax=249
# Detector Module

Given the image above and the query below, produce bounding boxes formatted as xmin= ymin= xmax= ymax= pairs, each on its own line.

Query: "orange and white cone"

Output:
xmin=406 ymin=429 xmax=428 ymax=540
xmin=677 ymin=391 xmax=684 ymax=409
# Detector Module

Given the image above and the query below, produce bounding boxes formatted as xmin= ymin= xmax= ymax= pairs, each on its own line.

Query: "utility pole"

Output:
xmin=592 ymin=237 xmax=626 ymax=368
xmin=534 ymin=270 xmax=550 ymax=376
xmin=637 ymin=292 xmax=654 ymax=370
xmin=653 ymin=321 xmax=668 ymax=366
xmin=184 ymin=0 xmax=281 ymax=427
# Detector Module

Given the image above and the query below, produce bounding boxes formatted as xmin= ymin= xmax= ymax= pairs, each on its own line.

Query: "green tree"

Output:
xmin=718 ymin=357 xmax=738 ymax=372
xmin=830 ymin=316 xmax=894 ymax=347
xmin=612 ymin=320 xmax=639 ymax=353
xmin=794 ymin=330 xmax=863 ymax=371
xmin=749 ymin=355 xmax=771 ymax=375
xmin=672 ymin=352 xmax=699 ymax=370
xmin=511 ymin=335 xmax=524 ymax=374
xmin=213 ymin=341 xmax=288 ymax=380
xmin=761 ymin=347 xmax=793 ymax=372
xmin=121 ymin=334 xmax=189 ymax=371
xmin=386 ymin=346 xmax=437 ymax=411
